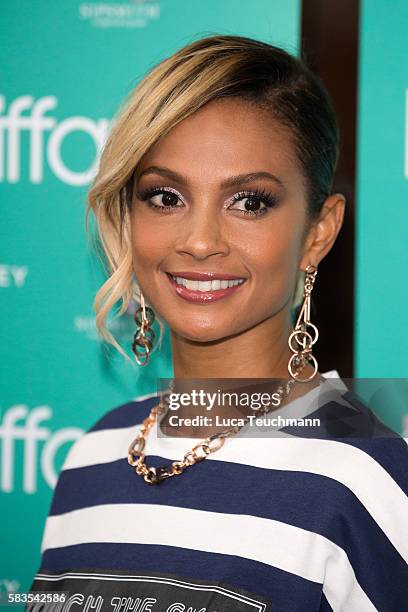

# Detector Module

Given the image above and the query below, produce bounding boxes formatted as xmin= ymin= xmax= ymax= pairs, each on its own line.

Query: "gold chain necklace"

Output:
xmin=128 ymin=365 xmax=306 ymax=485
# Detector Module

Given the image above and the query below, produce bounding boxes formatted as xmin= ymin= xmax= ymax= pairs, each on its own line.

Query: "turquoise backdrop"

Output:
xmin=0 ymin=0 xmax=301 ymax=602
xmin=356 ymin=0 xmax=408 ymax=376
xmin=354 ymin=0 xmax=408 ymax=433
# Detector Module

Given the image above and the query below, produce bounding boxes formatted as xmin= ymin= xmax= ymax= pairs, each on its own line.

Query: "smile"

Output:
xmin=165 ymin=272 xmax=247 ymax=303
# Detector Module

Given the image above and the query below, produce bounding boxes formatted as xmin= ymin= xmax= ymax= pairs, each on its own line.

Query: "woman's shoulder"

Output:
xmin=266 ymin=372 xmax=408 ymax=506
xmin=87 ymin=390 xmax=160 ymax=434
xmin=32 ymin=391 xmax=161 ymax=566
xmin=304 ymin=373 xmax=408 ymax=452
xmin=60 ymin=391 xmax=160 ymax=472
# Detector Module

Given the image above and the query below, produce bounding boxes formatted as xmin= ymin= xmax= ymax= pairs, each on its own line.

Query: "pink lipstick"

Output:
xmin=165 ymin=271 xmax=247 ymax=303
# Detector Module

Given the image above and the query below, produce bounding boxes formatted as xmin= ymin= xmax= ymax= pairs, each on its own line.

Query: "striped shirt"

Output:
xmin=28 ymin=375 xmax=408 ymax=611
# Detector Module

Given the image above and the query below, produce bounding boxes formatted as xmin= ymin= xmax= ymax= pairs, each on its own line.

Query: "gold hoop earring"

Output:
xmin=132 ymin=292 xmax=155 ymax=366
xmin=288 ymin=264 xmax=319 ymax=382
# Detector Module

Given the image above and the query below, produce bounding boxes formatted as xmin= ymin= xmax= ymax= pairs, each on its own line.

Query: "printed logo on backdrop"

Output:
xmin=79 ymin=0 xmax=160 ymax=29
xmin=74 ymin=314 xmax=134 ymax=342
xmin=74 ymin=298 xmax=143 ymax=342
xmin=0 ymin=265 xmax=28 ymax=288
xmin=0 ymin=578 xmax=21 ymax=607
xmin=0 ymin=404 xmax=83 ymax=493
xmin=0 ymin=95 xmax=110 ymax=185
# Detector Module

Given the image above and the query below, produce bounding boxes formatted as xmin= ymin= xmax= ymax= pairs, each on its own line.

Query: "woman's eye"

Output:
xmin=137 ymin=186 xmax=279 ymax=216
xmin=229 ymin=190 xmax=278 ymax=216
xmin=136 ymin=187 xmax=183 ymax=213
xmin=149 ymin=191 xmax=181 ymax=209
xmin=230 ymin=196 xmax=266 ymax=215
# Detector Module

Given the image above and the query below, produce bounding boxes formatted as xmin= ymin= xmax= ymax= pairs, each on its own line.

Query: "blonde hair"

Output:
xmin=86 ymin=34 xmax=339 ymax=362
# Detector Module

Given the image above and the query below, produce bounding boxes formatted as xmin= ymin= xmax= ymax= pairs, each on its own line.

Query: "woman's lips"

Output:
xmin=165 ymin=272 xmax=247 ymax=303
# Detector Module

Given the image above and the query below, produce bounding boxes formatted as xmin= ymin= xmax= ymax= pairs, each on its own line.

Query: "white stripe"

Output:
xmin=66 ymin=374 xmax=342 ymax=471
xmin=62 ymin=419 xmax=408 ymax=565
xmin=41 ymin=503 xmax=376 ymax=612
xmin=132 ymin=390 xmax=161 ymax=402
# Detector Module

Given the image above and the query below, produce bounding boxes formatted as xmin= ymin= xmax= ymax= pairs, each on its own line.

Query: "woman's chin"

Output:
xmin=171 ymin=324 xmax=235 ymax=344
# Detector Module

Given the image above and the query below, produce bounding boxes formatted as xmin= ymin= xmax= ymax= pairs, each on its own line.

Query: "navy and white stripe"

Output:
xmin=29 ymin=377 xmax=408 ymax=612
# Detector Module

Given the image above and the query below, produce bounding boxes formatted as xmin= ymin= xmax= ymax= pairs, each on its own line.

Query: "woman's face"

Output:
xmin=130 ymin=98 xmax=312 ymax=342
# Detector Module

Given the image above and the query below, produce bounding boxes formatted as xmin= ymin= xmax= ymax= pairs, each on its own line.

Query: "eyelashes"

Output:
xmin=137 ymin=186 xmax=181 ymax=213
xmin=231 ymin=187 xmax=279 ymax=215
xmin=135 ymin=185 xmax=280 ymax=217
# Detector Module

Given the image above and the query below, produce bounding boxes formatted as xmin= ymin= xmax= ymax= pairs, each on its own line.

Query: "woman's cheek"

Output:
xmin=251 ymin=234 xmax=301 ymax=305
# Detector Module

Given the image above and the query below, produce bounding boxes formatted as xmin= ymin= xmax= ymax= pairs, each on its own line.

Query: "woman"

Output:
xmin=28 ymin=35 xmax=407 ymax=611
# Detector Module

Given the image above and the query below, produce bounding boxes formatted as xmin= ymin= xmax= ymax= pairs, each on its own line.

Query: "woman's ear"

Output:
xmin=300 ymin=193 xmax=346 ymax=269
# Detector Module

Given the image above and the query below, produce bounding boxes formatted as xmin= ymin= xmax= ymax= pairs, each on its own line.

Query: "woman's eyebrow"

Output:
xmin=137 ymin=165 xmax=286 ymax=189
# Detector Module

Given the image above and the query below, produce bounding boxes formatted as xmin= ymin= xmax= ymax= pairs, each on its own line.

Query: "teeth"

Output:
xmin=172 ymin=276 xmax=245 ymax=292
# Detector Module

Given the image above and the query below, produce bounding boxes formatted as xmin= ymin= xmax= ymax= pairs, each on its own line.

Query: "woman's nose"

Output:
xmin=175 ymin=206 xmax=230 ymax=261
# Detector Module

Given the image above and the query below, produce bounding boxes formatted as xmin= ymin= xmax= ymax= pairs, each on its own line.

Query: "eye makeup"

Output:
xmin=228 ymin=187 xmax=280 ymax=216
xmin=135 ymin=184 xmax=281 ymax=217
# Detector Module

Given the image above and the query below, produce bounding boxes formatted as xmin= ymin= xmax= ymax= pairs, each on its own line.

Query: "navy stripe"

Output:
xmin=49 ymin=455 xmax=408 ymax=610
xmin=283 ymin=394 xmax=408 ymax=496
xmin=88 ymin=397 xmax=158 ymax=431
xmin=35 ymin=393 xmax=407 ymax=611
xmin=331 ymin=436 xmax=408 ymax=496
xmin=38 ymin=542 xmax=324 ymax=612
xmin=318 ymin=593 xmax=334 ymax=611
xmin=90 ymin=394 xmax=408 ymax=500
xmin=86 ymin=393 xmax=408 ymax=499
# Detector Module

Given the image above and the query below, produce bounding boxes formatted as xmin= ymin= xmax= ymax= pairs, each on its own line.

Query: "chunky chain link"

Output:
xmin=128 ymin=368 xmax=306 ymax=485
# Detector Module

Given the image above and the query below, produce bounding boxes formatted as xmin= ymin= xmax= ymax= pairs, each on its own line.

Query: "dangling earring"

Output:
xmin=132 ymin=292 xmax=155 ymax=366
xmin=288 ymin=264 xmax=319 ymax=382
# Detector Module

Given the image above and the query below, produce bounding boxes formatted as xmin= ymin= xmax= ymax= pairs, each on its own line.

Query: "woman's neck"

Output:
xmin=159 ymin=310 xmax=322 ymax=437
xmin=170 ymin=308 xmax=294 ymax=379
